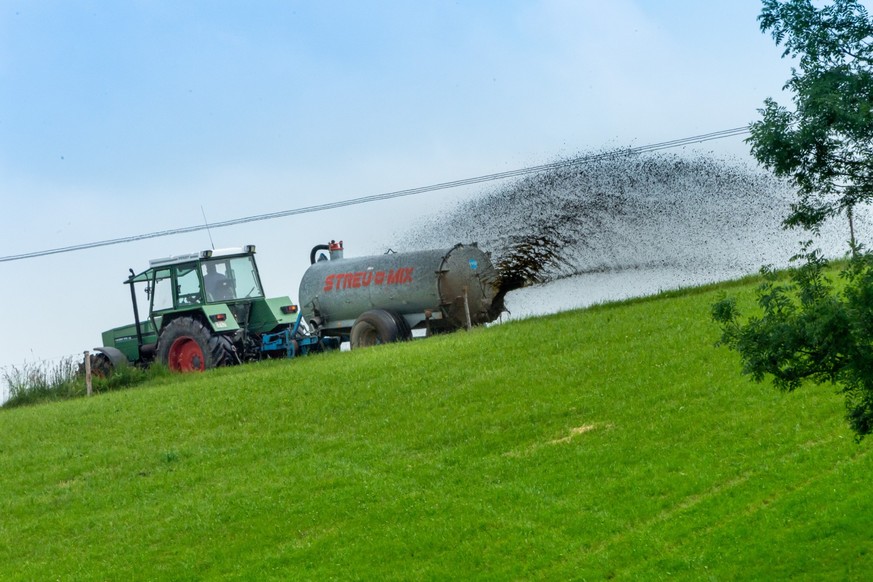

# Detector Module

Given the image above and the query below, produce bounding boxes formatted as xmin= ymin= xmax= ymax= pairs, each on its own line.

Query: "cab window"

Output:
xmin=202 ymin=255 xmax=264 ymax=301
xmin=175 ymin=264 xmax=203 ymax=306
xmin=151 ymin=268 xmax=173 ymax=312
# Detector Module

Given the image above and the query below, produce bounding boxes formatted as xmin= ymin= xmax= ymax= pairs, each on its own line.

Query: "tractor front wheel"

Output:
xmin=90 ymin=351 xmax=114 ymax=377
xmin=156 ymin=317 xmax=236 ymax=372
xmin=78 ymin=351 xmax=113 ymax=378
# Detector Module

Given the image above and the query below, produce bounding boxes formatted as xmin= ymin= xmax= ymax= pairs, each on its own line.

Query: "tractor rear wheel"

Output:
xmin=156 ymin=317 xmax=236 ymax=372
xmin=350 ymin=309 xmax=403 ymax=349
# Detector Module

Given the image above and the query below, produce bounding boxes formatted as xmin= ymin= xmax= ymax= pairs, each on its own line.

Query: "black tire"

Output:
xmin=78 ymin=352 xmax=113 ymax=378
xmin=156 ymin=316 xmax=236 ymax=372
xmin=350 ymin=309 xmax=402 ymax=349
xmin=91 ymin=352 xmax=114 ymax=378
xmin=388 ymin=311 xmax=412 ymax=341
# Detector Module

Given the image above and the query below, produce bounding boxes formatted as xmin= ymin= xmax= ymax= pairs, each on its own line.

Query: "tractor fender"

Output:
xmin=93 ymin=346 xmax=130 ymax=369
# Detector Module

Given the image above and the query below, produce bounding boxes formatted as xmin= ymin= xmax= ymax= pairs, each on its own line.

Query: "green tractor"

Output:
xmin=90 ymin=245 xmax=339 ymax=374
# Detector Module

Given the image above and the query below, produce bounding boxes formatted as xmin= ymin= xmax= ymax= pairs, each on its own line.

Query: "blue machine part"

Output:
xmin=260 ymin=312 xmax=324 ymax=358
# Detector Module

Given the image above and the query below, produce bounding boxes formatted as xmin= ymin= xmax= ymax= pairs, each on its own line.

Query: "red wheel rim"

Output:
xmin=168 ymin=337 xmax=205 ymax=372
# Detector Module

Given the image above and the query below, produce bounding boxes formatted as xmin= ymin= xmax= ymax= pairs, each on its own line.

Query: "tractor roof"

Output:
xmin=148 ymin=245 xmax=257 ymax=268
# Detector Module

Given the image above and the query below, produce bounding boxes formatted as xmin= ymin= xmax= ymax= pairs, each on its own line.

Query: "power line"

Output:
xmin=0 ymin=126 xmax=751 ymax=263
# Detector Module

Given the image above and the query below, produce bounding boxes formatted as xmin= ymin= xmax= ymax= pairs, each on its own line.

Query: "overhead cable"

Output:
xmin=0 ymin=126 xmax=751 ymax=263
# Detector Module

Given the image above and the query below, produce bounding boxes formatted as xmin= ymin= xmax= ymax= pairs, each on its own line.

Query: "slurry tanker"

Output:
xmin=88 ymin=240 xmax=507 ymax=374
xmin=299 ymin=240 xmax=504 ymax=347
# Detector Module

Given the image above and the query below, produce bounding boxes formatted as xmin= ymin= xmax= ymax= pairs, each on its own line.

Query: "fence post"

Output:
xmin=83 ymin=351 xmax=92 ymax=396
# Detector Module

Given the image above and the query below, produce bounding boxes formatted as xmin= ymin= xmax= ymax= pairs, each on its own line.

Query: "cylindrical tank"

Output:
xmin=298 ymin=243 xmax=502 ymax=334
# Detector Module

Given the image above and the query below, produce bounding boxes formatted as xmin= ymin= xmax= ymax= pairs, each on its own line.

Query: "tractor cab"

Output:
xmin=139 ymin=245 xmax=265 ymax=314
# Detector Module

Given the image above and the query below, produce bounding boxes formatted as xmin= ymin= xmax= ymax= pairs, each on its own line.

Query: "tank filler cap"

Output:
xmin=329 ymin=240 xmax=344 ymax=260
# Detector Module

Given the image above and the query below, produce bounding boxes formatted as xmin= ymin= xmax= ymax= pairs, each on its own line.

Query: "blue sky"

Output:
xmin=2 ymin=1 xmax=786 ymax=193
xmin=0 ymin=1 xmax=798 ymax=385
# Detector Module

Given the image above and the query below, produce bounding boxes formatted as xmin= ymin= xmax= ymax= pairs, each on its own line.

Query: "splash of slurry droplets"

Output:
xmin=394 ymin=152 xmax=867 ymax=317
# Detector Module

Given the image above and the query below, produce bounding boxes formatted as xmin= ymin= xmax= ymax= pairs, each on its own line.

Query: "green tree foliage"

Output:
xmin=715 ymin=0 xmax=873 ymax=439
xmin=712 ymin=246 xmax=873 ymax=438
xmin=749 ymin=0 xmax=873 ymax=231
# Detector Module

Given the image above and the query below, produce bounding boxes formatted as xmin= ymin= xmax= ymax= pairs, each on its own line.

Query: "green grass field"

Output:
xmin=1 ymin=276 xmax=870 ymax=580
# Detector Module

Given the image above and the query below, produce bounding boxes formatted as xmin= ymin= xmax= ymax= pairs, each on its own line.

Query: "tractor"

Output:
xmin=89 ymin=245 xmax=339 ymax=374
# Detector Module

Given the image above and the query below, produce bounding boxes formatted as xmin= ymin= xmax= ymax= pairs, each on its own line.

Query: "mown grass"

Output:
xmin=0 ymin=276 xmax=870 ymax=580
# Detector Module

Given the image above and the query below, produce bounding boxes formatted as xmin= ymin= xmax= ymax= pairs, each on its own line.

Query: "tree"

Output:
xmin=749 ymin=0 xmax=873 ymax=235
xmin=713 ymin=0 xmax=873 ymax=439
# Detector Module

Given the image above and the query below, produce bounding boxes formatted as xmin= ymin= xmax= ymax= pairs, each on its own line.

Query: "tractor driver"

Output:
xmin=203 ymin=262 xmax=234 ymax=301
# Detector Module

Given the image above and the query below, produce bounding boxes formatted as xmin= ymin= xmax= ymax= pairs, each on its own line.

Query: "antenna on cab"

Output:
xmin=201 ymin=205 xmax=215 ymax=250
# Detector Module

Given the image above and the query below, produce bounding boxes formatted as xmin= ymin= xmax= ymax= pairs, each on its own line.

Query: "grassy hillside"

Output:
xmin=1 ymin=277 xmax=871 ymax=580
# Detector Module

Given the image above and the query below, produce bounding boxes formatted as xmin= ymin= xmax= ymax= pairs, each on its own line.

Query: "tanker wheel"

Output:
xmin=156 ymin=317 xmax=236 ymax=372
xmin=388 ymin=311 xmax=412 ymax=341
xmin=350 ymin=309 xmax=402 ymax=349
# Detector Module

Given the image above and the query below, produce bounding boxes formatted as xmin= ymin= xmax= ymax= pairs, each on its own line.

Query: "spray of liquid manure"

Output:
xmin=394 ymin=151 xmax=865 ymax=315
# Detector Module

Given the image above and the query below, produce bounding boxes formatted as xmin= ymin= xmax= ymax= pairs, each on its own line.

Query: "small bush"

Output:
xmin=2 ymin=357 xmax=172 ymax=409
